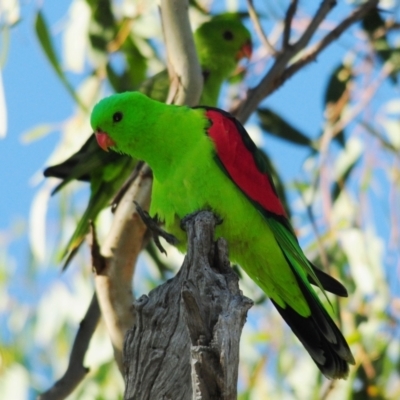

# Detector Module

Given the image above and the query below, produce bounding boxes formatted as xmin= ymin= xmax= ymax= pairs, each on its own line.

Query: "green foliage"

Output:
xmin=2 ymin=1 xmax=400 ymax=399
xmin=323 ymin=63 xmax=353 ymax=147
xmin=361 ymin=7 xmax=400 ymax=83
xmin=34 ymin=11 xmax=86 ymax=109
xmin=257 ymin=107 xmax=313 ymax=147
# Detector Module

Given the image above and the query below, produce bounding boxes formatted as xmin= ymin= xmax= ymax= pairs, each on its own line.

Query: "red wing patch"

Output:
xmin=206 ymin=109 xmax=286 ymax=217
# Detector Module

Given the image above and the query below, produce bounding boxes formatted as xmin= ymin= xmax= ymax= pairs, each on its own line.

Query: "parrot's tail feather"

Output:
xmin=44 ymin=163 xmax=89 ymax=181
xmin=309 ymin=264 xmax=348 ymax=297
xmin=271 ymin=272 xmax=355 ymax=380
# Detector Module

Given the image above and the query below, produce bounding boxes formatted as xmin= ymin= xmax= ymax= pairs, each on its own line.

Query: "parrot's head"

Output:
xmin=91 ymin=92 xmax=152 ymax=155
xmin=194 ymin=14 xmax=252 ymax=73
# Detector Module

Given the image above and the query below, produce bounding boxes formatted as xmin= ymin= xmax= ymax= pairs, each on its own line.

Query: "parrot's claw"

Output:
xmin=134 ymin=201 xmax=179 ymax=255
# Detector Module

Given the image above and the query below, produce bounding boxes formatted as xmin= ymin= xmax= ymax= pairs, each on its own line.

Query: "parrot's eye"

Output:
xmin=223 ymin=30 xmax=234 ymax=41
xmin=113 ymin=112 xmax=123 ymax=122
xmin=202 ymin=69 xmax=211 ymax=82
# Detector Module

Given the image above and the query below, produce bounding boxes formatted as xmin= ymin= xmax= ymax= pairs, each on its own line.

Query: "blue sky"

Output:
xmin=2 ymin=1 xmax=395 ymax=294
xmin=2 ymin=0 xmax=398 ymax=300
xmin=1 ymin=2 xmax=72 ymax=260
xmin=0 ymin=0 xmax=326 ymax=270
xmin=1 ymin=3 xmax=399 ymax=395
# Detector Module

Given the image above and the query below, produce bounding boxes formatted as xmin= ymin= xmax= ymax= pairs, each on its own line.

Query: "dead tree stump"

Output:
xmin=123 ymin=211 xmax=253 ymax=400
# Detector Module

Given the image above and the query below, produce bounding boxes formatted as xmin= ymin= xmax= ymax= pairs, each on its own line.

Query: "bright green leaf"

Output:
xmin=34 ymin=11 xmax=86 ymax=110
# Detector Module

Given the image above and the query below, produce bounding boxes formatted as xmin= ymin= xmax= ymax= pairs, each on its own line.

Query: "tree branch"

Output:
xmin=295 ymin=0 xmax=337 ymax=51
xmin=95 ymin=163 xmax=152 ymax=372
xmin=283 ymin=0 xmax=299 ymax=48
xmin=282 ymin=0 xmax=379 ymax=83
xmin=161 ymin=0 xmax=203 ymax=106
xmin=246 ymin=0 xmax=277 ymax=57
xmin=38 ymin=293 xmax=101 ymax=400
xmin=235 ymin=0 xmax=337 ymax=123
xmin=123 ymin=211 xmax=253 ymax=400
xmin=234 ymin=0 xmax=380 ymax=124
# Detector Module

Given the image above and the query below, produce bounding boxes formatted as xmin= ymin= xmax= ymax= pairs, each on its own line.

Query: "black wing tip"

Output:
xmin=310 ymin=264 xmax=349 ymax=298
xmin=271 ymin=299 xmax=354 ymax=380
xmin=43 ymin=165 xmax=61 ymax=178
xmin=44 ymin=164 xmax=91 ymax=182
xmin=320 ymin=358 xmax=350 ymax=380
xmin=316 ymin=344 xmax=356 ymax=380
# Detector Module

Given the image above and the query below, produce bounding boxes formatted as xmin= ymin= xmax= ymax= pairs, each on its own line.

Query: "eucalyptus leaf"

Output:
xmin=362 ymin=7 xmax=400 ymax=83
xmin=34 ymin=11 xmax=86 ymax=110
xmin=257 ymin=108 xmax=313 ymax=147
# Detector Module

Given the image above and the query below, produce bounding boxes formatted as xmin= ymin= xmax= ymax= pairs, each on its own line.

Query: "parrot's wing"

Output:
xmin=203 ymin=107 xmax=346 ymax=297
xmin=44 ymin=135 xmax=121 ymax=194
xmin=202 ymin=107 xmax=355 ymax=378
xmin=45 ymin=134 xmax=136 ymax=267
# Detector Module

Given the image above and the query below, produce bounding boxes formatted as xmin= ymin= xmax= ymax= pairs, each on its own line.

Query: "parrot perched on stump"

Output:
xmin=44 ymin=15 xmax=252 ymax=266
xmin=91 ymin=91 xmax=355 ymax=379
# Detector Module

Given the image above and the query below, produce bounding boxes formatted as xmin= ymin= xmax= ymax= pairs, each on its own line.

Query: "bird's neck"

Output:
xmin=131 ymin=104 xmax=208 ymax=182
xmin=198 ymin=58 xmax=235 ymax=107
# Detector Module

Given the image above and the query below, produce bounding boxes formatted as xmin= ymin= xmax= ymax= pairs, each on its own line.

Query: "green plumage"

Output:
xmin=44 ymin=15 xmax=251 ymax=265
xmin=140 ymin=14 xmax=252 ymax=106
xmin=91 ymin=91 xmax=355 ymax=379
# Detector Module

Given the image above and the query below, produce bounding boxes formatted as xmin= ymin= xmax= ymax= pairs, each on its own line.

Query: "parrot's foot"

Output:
xmin=134 ymin=201 xmax=179 ymax=255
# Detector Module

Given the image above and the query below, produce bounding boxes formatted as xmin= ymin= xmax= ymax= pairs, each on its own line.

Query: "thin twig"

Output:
xmin=319 ymin=60 xmax=392 ymax=162
xmin=294 ymin=181 xmax=330 ymax=273
xmin=107 ymin=18 xmax=134 ymax=53
xmin=294 ymin=179 xmax=344 ymax=332
xmin=282 ymin=0 xmax=299 ymax=48
xmin=357 ymin=343 xmax=376 ymax=379
xmin=234 ymin=0 xmax=379 ymax=123
xmin=282 ymin=0 xmax=379 ymax=85
xmin=246 ymin=0 xmax=278 ymax=56
xmin=295 ymin=0 xmax=337 ymax=52
xmin=38 ymin=293 xmax=101 ymax=400
xmin=234 ymin=0 xmax=337 ymax=123
xmin=320 ymin=380 xmax=337 ymax=400
xmin=316 ymin=60 xmax=392 ymax=257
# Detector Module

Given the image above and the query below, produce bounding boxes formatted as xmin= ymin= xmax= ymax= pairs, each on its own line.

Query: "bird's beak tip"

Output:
xmin=95 ymin=130 xmax=116 ymax=152
xmin=237 ymin=40 xmax=252 ymax=61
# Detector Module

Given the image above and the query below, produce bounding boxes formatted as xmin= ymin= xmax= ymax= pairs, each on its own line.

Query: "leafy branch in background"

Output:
xmin=1 ymin=0 xmax=400 ymax=399
xmin=38 ymin=0 xmax=400 ymax=397
xmin=34 ymin=12 xmax=87 ymax=111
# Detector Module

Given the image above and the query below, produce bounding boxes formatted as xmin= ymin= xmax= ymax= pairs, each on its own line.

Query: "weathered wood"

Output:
xmin=123 ymin=211 xmax=253 ymax=400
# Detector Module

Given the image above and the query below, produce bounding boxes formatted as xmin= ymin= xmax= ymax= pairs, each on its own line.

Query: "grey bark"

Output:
xmin=123 ymin=211 xmax=253 ymax=400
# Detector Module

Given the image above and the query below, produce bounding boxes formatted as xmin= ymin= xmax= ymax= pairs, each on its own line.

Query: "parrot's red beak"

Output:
xmin=236 ymin=40 xmax=252 ymax=60
xmin=95 ymin=131 xmax=116 ymax=152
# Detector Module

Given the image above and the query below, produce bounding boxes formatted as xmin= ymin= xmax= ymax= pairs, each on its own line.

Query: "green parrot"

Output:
xmin=44 ymin=15 xmax=252 ymax=266
xmin=91 ymin=91 xmax=355 ymax=379
xmin=139 ymin=13 xmax=252 ymax=105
